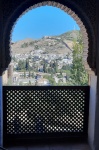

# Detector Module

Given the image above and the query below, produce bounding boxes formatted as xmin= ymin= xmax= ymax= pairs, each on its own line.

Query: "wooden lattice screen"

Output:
xmin=3 ymin=86 xmax=89 ymax=145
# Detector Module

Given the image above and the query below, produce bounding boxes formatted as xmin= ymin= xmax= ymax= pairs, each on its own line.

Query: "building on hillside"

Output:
xmin=13 ymin=72 xmax=20 ymax=84
xmin=18 ymin=78 xmax=35 ymax=85
xmin=36 ymin=78 xmax=50 ymax=86
xmin=35 ymin=74 xmax=43 ymax=80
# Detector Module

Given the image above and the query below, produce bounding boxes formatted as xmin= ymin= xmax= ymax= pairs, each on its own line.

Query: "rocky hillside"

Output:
xmin=11 ymin=30 xmax=80 ymax=55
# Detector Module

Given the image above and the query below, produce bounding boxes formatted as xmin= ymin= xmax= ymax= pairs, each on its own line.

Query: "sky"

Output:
xmin=12 ymin=6 xmax=80 ymax=42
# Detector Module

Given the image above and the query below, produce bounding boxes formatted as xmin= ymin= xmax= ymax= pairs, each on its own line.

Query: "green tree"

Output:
xmin=25 ymin=59 xmax=29 ymax=71
xmin=29 ymin=69 xmax=31 ymax=78
xmin=17 ymin=60 xmax=25 ymax=70
xmin=53 ymin=61 xmax=58 ymax=73
xmin=21 ymin=42 xmax=28 ymax=48
xmin=47 ymin=67 xmax=52 ymax=74
xmin=24 ymin=70 xmax=26 ymax=78
xmin=44 ymin=75 xmax=56 ymax=85
xmin=70 ymin=34 xmax=88 ymax=85
xmin=67 ymin=52 xmax=70 ymax=59
xmin=32 ymin=72 xmax=34 ymax=78
xmin=43 ymin=60 xmax=47 ymax=73
xmin=12 ymin=56 xmax=16 ymax=62
xmin=28 ymin=80 xmax=31 ymax=85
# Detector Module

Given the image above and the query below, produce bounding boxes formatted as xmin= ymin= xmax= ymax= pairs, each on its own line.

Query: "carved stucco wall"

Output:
xmin=0 ymin=0 xmax=96 ymax=75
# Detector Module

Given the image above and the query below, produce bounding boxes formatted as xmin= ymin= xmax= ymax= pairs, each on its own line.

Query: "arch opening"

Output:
xmin=2 ymin=4 xmax=90 ymax=86
xmin=6 ymin=2 xmax=91 ymax=70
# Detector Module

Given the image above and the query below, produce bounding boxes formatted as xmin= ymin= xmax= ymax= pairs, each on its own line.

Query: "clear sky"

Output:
xmin=12 ymin=6 xmax=80 ymax=42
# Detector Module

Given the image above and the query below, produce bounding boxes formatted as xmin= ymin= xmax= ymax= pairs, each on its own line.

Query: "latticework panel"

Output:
xmin=3 ymin=86 xmax=89 ymax=142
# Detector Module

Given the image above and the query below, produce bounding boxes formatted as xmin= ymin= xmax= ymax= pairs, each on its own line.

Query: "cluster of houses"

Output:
xmin=2 ymin=49 xmax=73 ymax=86
xmin=3 ymin=66 xmax=51 ymax=86
xmin=13 ymin=49 xmax=72 ymax=70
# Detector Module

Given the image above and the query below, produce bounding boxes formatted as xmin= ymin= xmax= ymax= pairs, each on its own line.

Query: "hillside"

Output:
xmin=59 ymin=30 xmax=80 ymax=40
xmin=11 ymin=30 xmax=80 ymax=55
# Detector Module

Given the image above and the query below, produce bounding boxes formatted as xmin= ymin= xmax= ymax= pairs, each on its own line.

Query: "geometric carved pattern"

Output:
xmin=3 ymin=86 xmax=89 ymax=137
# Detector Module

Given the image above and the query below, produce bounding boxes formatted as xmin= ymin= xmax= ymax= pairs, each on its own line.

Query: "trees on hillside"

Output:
xmin=25 ymin=59 xmax=30 ymax=71
xmin=17 ymin=59 xmax=30 ymax=71
xmin=70 ymin=34 xmax=88 ymax=85
xmin=17 ymin=60 xmax=25 ymax=70
xmin=14 ymin=32 xmax=88 ymax=86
